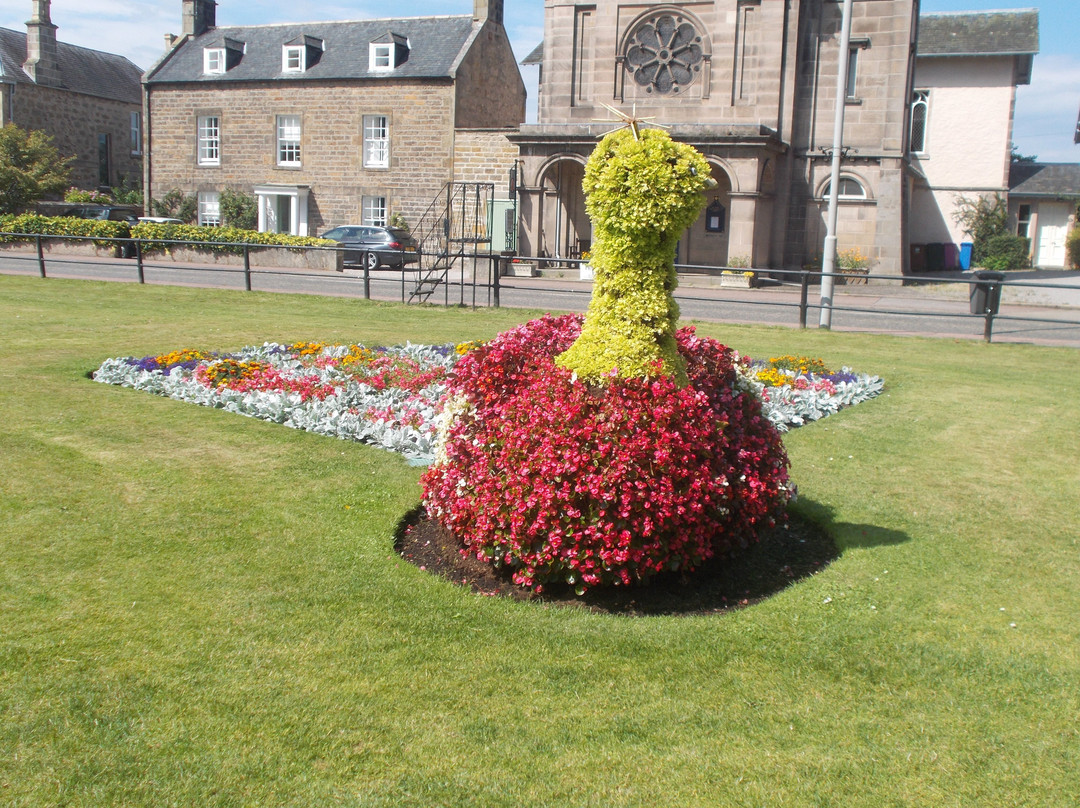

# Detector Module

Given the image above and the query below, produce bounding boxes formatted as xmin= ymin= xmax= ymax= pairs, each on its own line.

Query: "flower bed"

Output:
xmin=93 ymin=341 xmax=459 ymax=464
xmin=93 ymin=329 xmax=883 ymax=464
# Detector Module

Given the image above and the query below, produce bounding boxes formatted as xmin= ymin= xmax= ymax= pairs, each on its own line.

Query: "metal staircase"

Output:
xmin=408 ymin=183 xmax=494 ymax=304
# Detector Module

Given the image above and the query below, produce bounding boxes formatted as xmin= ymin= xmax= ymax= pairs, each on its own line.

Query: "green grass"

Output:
xmin=1 ymin=275 xmax=1078 ymax=806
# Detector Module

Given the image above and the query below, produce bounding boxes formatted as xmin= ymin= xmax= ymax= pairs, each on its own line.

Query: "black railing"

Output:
xmin=3 ymin=232 xmax=1078 ymax=344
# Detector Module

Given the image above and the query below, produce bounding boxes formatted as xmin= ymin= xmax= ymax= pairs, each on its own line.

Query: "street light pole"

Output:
xmin=819 ymin=0 xmax=854 ymax=330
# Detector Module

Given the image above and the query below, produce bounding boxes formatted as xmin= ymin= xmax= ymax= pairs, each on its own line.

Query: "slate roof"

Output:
xmin=146 ymin=16 xmax=480 ymax=84
xmin=1009 ymin=162 xmax=1080 ymax=198
xmin=916 ymin=9 xmax=1039 ymax=57
xmin=0 ymin=26 xmax=142 ymax=103
xmin=521 ymin=42 xmax=542 ymax=66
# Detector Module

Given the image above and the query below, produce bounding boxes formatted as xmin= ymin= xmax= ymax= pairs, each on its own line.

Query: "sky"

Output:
xmin=1 ymin=0 xmax=1076 ymax=161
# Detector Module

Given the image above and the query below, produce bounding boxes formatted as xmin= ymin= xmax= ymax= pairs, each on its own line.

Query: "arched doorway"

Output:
xmin=679 ymin=164 xmax=732 ymax=267
xmin=538 ymin=158 xmax=589 ymax=260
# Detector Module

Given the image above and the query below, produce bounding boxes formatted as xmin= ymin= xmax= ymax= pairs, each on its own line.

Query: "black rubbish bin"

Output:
xmin=926 ymin=243 xmax=945 ymax=272
xmin=969 ymin=270 xmax=1005 ymax=315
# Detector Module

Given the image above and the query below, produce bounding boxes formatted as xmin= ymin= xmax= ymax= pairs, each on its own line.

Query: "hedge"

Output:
xmin=0 ymin=215 xmax=334 ymax=257
xmin=130 ymin=222 xmax=333 ymax=256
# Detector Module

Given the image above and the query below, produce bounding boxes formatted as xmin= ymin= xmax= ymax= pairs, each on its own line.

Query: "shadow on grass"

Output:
xmin=793 ymin=499 xmax=910 ymax=550
xmin=395 ymin=502 xmax=858 ymax=616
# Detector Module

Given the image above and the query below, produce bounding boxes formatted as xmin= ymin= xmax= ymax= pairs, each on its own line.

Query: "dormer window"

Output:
xmin=282 ymin=35 xmax=323 ymax=74
xmin=370 ymin=43 xmax=393 ymax=71
xmin=204 ymin=48 xmax=225 ymax=74
xmin=369 ymin=33 xmax=409 ymax=72
xmin=203 ymin=38 xmax=245 ymax=75
xmin=283 ymin=45 xmax=305 ymax=73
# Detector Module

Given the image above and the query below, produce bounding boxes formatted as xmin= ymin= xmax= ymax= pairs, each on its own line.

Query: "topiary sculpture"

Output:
xmin=421 ymin=118 xmax=791 ymax=594
xmin=556 ymin=125 xmax=713 ymax=385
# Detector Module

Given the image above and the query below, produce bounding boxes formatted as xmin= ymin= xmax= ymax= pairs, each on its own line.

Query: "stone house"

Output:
xmin=0 ymin=0 xmax=143 ymax=191
xmin=514 ymin=1 xmax=1048 ymax=277
xmin=143 ymin=0 xmax=524 ymax=238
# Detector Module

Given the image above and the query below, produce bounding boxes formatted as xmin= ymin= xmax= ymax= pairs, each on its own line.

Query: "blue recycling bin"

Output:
xmin=959 ymin=242 xmax=973 ymax=270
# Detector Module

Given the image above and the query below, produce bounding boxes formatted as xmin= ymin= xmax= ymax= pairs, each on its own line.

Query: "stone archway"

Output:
xmin=679 ymin=164 xmax=732 ymax=267
xmin=538 ymin=158 xmax=589 ymax=260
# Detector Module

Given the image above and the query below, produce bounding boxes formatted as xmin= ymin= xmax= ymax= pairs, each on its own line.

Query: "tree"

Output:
xmin=0 ymin=124 xmax=72 ymax=215
xmin=1010 ymin=142 xmax=1038 ymax=163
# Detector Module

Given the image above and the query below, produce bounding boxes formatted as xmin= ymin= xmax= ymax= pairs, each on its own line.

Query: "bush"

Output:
xmin=1067 ymin=227 xmax=1080 ymax=269
xmin=64 ymin=187 xmax=113 ymax=204
xmin=0 ymin=213 xmax=128 ymax=248
xmin=220 ymin=187 xmax=257 ymax=230
xmin=421 ymin=315 xmax=792 ymax=594
xmin=130 ymin=221 xmax=332 ymax=255
xmin=978 ymin=233 xmax=1030 ymax=271
xmin=150 ymin=189 xmax=197 ymax=224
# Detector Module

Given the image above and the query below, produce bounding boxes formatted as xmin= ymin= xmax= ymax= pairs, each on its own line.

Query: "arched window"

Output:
xmin=822 ymin=176 xmax=867 ymax=200
xmin=910 ymin=90 xmax=929 ymax=154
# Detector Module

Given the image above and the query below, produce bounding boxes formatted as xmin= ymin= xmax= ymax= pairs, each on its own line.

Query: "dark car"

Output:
xmin=61 ymin=205 xmax=141 ymax=225
xmin=319 ymin=225 xmax=419 ymax=270
xmin=62 ymin=205 xmax=141 ymax=256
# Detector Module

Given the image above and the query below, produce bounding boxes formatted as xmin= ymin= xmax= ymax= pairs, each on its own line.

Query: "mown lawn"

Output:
xmin=1 ymin=275 xmax=1077 ymax=807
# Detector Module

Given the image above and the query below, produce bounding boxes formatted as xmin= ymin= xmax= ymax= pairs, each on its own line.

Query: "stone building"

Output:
xmin=143 ymin=0 xmax=524 ymax=237
xmin=0 ymin=0 xmax=143 ymax=191
xmin=513 ymin=1 xmax=1043 ymax=277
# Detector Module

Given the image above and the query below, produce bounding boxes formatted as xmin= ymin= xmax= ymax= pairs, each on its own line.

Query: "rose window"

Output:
xmin=624 ymin=14 xmax=705 ymax=94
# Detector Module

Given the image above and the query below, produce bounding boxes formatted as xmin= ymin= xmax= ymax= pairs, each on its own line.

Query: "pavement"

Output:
xmin=3 ymin=247 xmax=1079 ymax=347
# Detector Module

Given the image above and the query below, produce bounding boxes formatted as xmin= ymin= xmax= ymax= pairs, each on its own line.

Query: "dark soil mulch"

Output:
xmin=395 ymin=509 xmax=838 ymax=616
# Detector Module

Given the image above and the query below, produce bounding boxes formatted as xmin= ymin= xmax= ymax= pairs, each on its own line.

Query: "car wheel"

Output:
xmin=365 ymin=251 xmax=380 ymax=271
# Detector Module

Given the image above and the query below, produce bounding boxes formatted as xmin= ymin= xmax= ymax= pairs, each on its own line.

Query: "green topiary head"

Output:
xmin=584 ymin=127 xmax=712 ymax=242
xmin=556 ymin=126 xmax=713 ymax=384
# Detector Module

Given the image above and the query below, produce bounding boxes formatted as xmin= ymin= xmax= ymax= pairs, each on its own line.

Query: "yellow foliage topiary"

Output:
xmin=555 ymin=126 xmax=712 ymax=385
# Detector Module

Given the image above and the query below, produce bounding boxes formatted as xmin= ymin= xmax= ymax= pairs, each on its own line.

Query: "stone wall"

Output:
xmin=452 ymin=129 xmax=519 ymax=191
xmin=453 ymin=21 xmax=526 ymax=128
xmin=10 ymin=82 xmax=142 ymax=191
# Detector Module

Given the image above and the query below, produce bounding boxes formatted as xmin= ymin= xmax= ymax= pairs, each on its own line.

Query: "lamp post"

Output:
xmin=819 ymin=0 xmax=854 ymax=330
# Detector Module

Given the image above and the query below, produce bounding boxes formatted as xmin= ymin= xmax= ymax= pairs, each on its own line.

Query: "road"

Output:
xmin=2 ymin=248 xmax=1079 ymax=348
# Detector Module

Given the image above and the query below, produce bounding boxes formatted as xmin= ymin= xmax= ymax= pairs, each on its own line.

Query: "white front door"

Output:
xmin=1035 ymin=203 xmax=1070 ymax=268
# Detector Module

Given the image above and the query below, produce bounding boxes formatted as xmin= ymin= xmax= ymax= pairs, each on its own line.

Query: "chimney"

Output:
xmin=473 ymin=0 xmax=503 ymax=26
xmin=182 ymin=0 xmax=217 ymax=38
xmin=23 ymin=0 xmax=61 ymax=86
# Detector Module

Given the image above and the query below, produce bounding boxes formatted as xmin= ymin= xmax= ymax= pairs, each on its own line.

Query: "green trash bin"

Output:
xmin=969 ymin=271 xmax=1005 ymax=315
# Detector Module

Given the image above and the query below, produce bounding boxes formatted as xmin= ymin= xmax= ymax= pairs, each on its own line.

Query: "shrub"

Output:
xmin=0 ymin=213 xmax=128 ymax=249
xmin=953 ymin=194 xmax=1009 ymax=265
xmin=979 ymin=233 xmax=1030 ymax=271
xmin=130 ymin=221 xmax=333 ymax=255
xmin=421 ymin=315 xmax=791 ymax=594
xmin=109 ymin=176 xmax=143 ymax=207
xmin=64 ymin=187 xmax=113 ymax=204
xmin=150 ymin=189 xmax=197 ymax=224
xmin=1067 ymin=227 xmax=1080 ymax=269
xmin=220 ymin=187 xmax=257 ymax=230
xmin=554 ymin=128 xmax=712 ymax=385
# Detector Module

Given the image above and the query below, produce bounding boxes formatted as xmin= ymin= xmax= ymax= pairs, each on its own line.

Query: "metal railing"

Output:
xmin=4 ymin=232 xmax=1079 ymax=344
